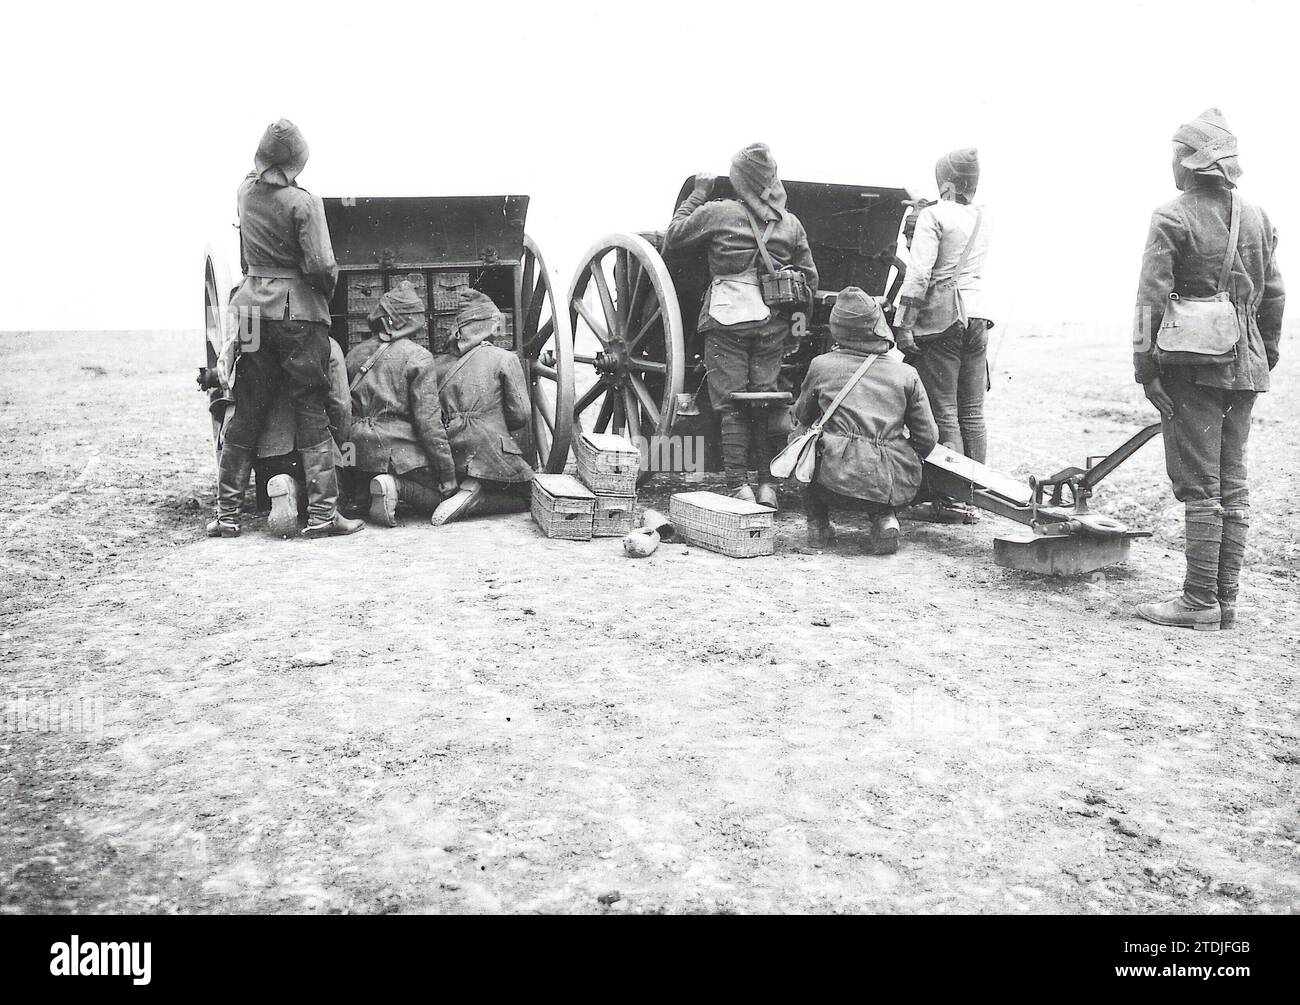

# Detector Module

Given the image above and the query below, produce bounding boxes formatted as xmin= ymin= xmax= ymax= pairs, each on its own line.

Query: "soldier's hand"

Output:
xmin=1143 ymin=377 xmax=1175 ymax=420
xmin=693 ymin=173 xmax=717 ymax=197
xmin=895 ymin=330 xmax=919 ymax=357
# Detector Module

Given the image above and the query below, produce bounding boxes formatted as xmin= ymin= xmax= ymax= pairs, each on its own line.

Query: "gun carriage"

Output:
xmin=559 ymin=176 xmax=914 ymax=478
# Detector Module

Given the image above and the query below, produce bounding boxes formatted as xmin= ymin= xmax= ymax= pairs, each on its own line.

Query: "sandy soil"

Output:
xmin=1 ymin=326 xmax=1296 ymax=914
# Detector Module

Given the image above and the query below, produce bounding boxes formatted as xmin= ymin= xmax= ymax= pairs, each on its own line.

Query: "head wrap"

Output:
xmin=254 ymin=119 xmax=310 ymax=187
xmin=1173 ymin=108 xmax=1242 ymax=186
xmin=366 ymin=280 xmax=427 ymax=341
xmin=729 ymin=143 xmax=787 ymax=222
xmin=451 ymin=289 xmax=504 ymax=355
xmin=935 ymin=148 xmax=980 ymax=200
xmin=830 ymin=287 xmax=893 ymax=348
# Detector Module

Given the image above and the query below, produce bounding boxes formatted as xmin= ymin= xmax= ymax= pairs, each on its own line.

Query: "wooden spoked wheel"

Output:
xmin=518 ymin=235 xmax=574 ymax=473
xmin=567 ymin=234 xmax=684 ymax=483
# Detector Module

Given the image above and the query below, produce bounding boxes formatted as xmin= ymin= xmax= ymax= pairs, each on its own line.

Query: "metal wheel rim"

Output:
xmin=519 ymin=235 xmax=574 ymax=473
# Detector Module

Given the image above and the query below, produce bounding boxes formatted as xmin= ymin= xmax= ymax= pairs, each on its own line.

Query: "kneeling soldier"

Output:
xmin=430 ymin=290 xmax=535 ymax=525
xmin=791 ymin=288 xmax=938 ymax=552
xmin=346 ymin=282 xmax=458 ymax=526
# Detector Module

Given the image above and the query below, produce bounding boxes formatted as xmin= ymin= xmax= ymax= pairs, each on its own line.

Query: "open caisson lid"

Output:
xmin=322 ymin=196 xmax=529 ymax=270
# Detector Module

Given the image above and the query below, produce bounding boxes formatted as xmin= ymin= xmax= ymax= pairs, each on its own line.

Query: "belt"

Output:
xmin=245 ymin=265 xmax=302 ymax=279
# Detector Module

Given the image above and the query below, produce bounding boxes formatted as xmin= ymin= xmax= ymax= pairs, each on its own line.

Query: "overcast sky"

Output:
xmin=0 ymin=0 xmax=1293 ymax=331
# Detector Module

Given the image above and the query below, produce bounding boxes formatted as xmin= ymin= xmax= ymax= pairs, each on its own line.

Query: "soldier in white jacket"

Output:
xmin=895 ymin=148 xmax=993 ymax=523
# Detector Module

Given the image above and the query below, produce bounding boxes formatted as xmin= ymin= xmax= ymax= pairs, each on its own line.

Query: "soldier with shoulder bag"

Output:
xmin=663 ymin=143 xmax=819 ymax=509
xmin=1133 ymin=109 xmax=1285 ymax=632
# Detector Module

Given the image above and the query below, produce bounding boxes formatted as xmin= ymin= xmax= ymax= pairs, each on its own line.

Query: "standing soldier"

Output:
xmin=1134 ymin=109 xmax=1285 ymax=631
xmin=896 ymin=148 xmax=992 ymax=524
xmin=347 ymin=281 xmax=459 ymax=526
xmin=664 ymin=143 xmax=818 ymax=509
xmin=207 ymin=118 xmax=363 ymax=538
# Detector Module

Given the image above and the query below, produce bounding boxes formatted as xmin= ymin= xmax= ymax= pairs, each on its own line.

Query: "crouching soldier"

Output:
xmin=208 ymin=118 xmax=362 ymax=538
xmin=256 ymin=334 xmax=352 ymax=538
xmin=791 ymin=288 xmax=938 ymax=553
xmin=430 ymin=290 xmax=535 ymax=525
xmin=1133 ymin=109 xmax=1285 ymax=632
xmin=664 ymin=143 xmax=818 ymax=508
xmin=346 ymin=281 xmax=458 ymax=526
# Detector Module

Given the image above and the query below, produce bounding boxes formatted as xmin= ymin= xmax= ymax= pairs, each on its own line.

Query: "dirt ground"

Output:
xmin=1 ymin=325 xmax=1297 ymax=915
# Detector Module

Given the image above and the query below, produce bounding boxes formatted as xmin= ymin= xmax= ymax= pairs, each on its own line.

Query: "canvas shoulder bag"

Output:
xmin=1155 ymin=191 xmax=1242 ymax=362
xmin=704 ymin=210 xmax=771 ymax=327
xmin=771 ymin=354 xmax=879 ymax=483
xmin=914 ymin=206 xmax=982 ymax=338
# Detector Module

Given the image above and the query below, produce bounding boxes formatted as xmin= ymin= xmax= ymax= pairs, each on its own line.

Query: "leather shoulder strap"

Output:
xmin=811 ymin=355 xmax=878 ymax=432
xmin=1216 ymin=190 xmax=1241 ymax=295
xmin=743 ymin=205 xmax=780 ymax=276
xmin=349 ymin=339 xmax=397 ymax=392
xmin=436 ymin=342 xmax=484 ymax=396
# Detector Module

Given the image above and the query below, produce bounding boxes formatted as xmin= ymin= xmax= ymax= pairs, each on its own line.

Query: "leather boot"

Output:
xmin=730 ymin=484 xmax=757 ymax=503
xmin=870 ymin=510 xmax=901 ymax=555
xmin=1218 ymin=507 xmax=1249 ymax=629
xmin=431 ymin=477 xmax=483 ymax=526
xmin=1136 ymin=502 xmax=1222 ymax=631
xmin=805 ymin=498 xmax=833 ymax=549
xmin=300 ymin=440 xmax=364 ymax=537
xmin=206 ymin=441 xmax=254 ymax=538
xmin=369 ymin=475 xmax=400 ymax=527
xmin=266 ymin=474 xmax=301 ymax=539
xmin=755 ymin=482 xmax=779 ymax=510
xmin=1135 ymin=596 xmax=1221 ymax=632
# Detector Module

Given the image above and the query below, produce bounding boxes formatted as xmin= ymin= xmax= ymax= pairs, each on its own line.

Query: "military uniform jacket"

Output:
xmin=792 ymin=347 xmax=938 ymax=507
xmin=231 ymin=173 xmax=338 ymax=323
xmin=1133 ymin=178 xmax=1284 ymax=391
xmin=664 ymin=192 xmax=819 ymax=333
xmin=345 ymin=336 xmax=457 ymax=490
xmin=433 ymin=341 xmax=534 ymax=484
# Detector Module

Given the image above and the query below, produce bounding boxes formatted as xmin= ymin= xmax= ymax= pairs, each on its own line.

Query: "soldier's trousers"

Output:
xmin=1161 ymin=369 xmax=1256 ymax=607
xmin=911 ymin=318 xmax=990 ymax=464
xmin=225 ymin=320 xmax=332 ymax=451
xmin=703 ymin=319 xmax=789 ymax=485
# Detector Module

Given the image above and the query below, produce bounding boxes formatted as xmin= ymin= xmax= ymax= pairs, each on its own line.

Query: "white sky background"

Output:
xmin=0 ymin=0 xmax=1294 ymax=331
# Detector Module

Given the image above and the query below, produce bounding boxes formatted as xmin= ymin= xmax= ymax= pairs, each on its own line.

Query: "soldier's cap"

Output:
xmin=254 ymin=118 xmax=310 ymax=186
xmin=378 ymin=280 xmax=427 ymax=315
xmin=366 ymin=280 xmax=427 ymax=337
xmin=936 ymin=148 xmax=980 ymax=197
xmin=730 ymin=142 xmax=787 ymax=221
xmin=1173 ymin=108 xmax=1242 ymax=184
xmin=830 ymin=287 xmax=893 ymax=345
xmin=455 ymin=288 xmax=503 ymax=327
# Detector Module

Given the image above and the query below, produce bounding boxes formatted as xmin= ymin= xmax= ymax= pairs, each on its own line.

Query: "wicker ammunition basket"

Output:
xmin=591 ymin=493 xmax=636 ymax=537
xmin=669 ymin=491 xmax=775 ymax=558
xmin=574 ymin=432 xmax=640 ymax=494
xmin=430 ymin=272 xmax=471 ymax=311
xmin=531 ymin=474 xmax=596 ymax=540
xmin=346 ymin=272 xmax=384 ymax=314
